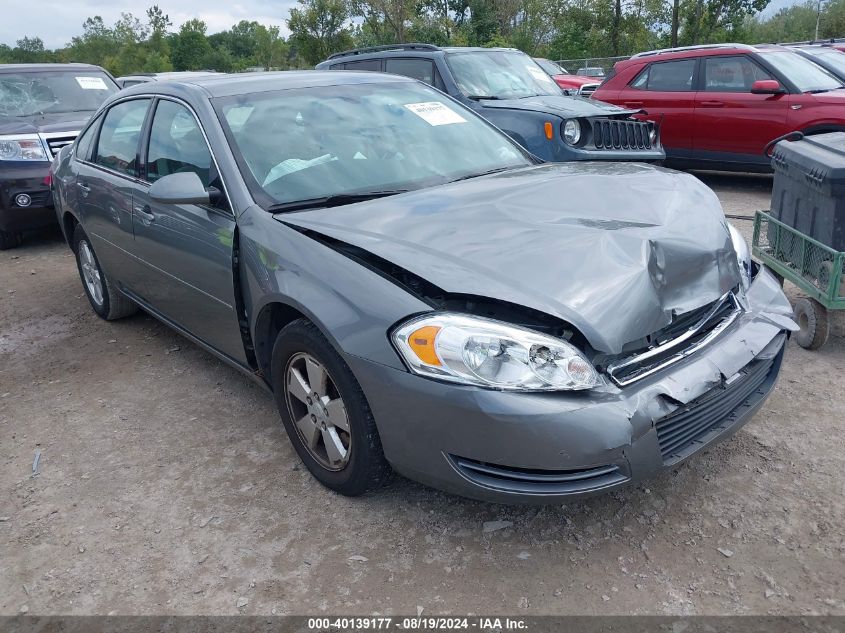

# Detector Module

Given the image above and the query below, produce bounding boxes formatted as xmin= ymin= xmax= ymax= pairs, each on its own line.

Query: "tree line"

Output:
xmin=1 ymin=0 xmax=844 ymax=75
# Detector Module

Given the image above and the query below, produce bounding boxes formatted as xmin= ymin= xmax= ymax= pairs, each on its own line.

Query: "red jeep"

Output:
xmin=592 ymin=44 xmax=845 ymax=171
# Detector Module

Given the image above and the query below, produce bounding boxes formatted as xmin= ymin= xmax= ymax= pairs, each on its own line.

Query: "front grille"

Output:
xmin=450 ymin=455 xmax=629 ymax=495
xmin=606 ymin=292 xmax=742 ymax=386
xmin=40 ymin=133 xmax=79 ymax=158
xmin=579 ymin=83 xmax=600 ymax=97
xmin=592 ymin=118 xmax=653 ymax=150
xmin=656 ymin=350 xmax=781 ymax=464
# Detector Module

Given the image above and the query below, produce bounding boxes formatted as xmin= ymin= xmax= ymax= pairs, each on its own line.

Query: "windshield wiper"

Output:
xmin=268 ymin=190 xmax=408 ymax=213
xmin=466 ymin=95 xmax=503 ymax=100
xmin=805 ymin=88 xmax=842 ymax=93
xmin=448 ymin=166 xmax=514 ymax=183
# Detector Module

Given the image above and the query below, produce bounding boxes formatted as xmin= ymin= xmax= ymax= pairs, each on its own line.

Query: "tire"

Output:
xmin=0 ymin=229 xmax=23 ymax=250
xmin=72 ymin=225 xmax=138 ymax=320
xmin=793 ymin=297 xmax=829 ymax=350
xmin=270 ymin=319 xmax=391 ymax=496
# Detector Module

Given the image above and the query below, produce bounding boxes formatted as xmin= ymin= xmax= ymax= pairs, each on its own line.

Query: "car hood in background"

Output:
xmin=554 ymin=74 xmax=600 ymax=88
xmin=0 ymin=111 xmax=95 ymax=135
xmin=478 ymin=94 xmax=635 ymax=118
xmin=278 ymin=163 xmax=740 ymax=354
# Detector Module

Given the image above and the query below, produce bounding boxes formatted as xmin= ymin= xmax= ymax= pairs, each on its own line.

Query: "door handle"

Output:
xmin=624 ymin=101 xmax=644 ymax=108
xmin=76 ymin=182 xmax=91 ymax=197
xmin=134 ymin=204 xmax=156 ymax=225
xmin=699 ymin=100 xmax=724 ymax=107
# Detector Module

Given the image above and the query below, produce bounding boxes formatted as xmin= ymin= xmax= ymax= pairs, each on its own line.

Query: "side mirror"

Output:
xmin=751 ymin=79 xmax=786 ymax=95
xmin=148 ymin=172 xmax=211 ymax=205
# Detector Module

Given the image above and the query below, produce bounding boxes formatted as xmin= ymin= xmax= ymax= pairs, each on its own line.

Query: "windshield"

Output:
xmin=214 ymin=82 xmax=531 ymax=208
xmin=535 ymin=58 xmax=567 ymax=76
xmin=446 ymin=51 xmax=562 ymax=99
xmin=801 ymin=48 xmax=845 ymax=77
xmin=0 ymin=71 xmax=117 ymax=117
xmin=762 ymin=51 xmax=843 ymax=92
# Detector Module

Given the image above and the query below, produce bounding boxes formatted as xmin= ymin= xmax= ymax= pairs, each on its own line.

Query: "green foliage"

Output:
xmin=5 ymin=0 xmax=845 ymax=78
xmin=288 ymin=0 xmax=354 ymax=66
xmin=171 ymin=19 xmax=212 ymax=70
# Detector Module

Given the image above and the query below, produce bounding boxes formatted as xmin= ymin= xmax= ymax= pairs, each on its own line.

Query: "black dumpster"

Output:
xmin=770 ymin=132 xmax=845 ymax=253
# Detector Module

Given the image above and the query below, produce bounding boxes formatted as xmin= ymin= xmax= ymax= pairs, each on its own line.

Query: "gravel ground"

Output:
xmin=1 ymin=172 xmax=843 ymax=616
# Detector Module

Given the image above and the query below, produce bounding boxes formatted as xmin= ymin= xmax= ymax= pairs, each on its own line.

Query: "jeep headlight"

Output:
xmin=392 ymin=313 xmax=599 ymax=391
xmin=0 ymin=135 xmax=48 ymax=161
xmin=562 ymin=119 xmax=581 ymax=145
xmin=728 ymin=223 xmax=752 ymax=290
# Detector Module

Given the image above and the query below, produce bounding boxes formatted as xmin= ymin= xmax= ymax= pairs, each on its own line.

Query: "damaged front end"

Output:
xmin=271 ymin=163 xmax=797 ymax=501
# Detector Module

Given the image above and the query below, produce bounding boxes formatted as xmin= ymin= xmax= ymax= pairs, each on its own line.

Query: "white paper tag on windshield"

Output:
xmin=76 ymin=76 xmax=108 ymax=90
xmin=404 ymin=102 xmax=466 ymax=126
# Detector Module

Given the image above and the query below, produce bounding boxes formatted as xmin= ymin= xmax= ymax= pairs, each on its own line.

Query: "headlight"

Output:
xmin=728 ymin=223 xmax=752 ymax=290
xmin=0 ymin=135 xmax=48 ymax=161
xmin=562 ymin=119 xmax=581 ymax=145
xmin=392 ymin=313 xmax=599 ymax=391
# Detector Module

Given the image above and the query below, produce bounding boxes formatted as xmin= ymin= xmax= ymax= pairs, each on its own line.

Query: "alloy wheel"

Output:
xmin=284 ymin=352 xmax=351 ymax=471
xmin=78 ymin=240 xmax=104 ymax=307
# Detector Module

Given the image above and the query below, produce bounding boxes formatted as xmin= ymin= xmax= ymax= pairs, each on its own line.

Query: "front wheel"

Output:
xmin=271 ymin=319 xmax=391 ymax=496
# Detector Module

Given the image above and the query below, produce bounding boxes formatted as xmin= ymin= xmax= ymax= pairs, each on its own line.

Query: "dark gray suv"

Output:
xmin=317 ymin=45 xmax=664 ymax=164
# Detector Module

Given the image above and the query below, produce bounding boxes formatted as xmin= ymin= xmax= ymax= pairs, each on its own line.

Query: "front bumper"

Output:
xmin=348 ymin=269 xmax=794 ymax=504
xmin=0 ymin=161 xmax=56 ymax=233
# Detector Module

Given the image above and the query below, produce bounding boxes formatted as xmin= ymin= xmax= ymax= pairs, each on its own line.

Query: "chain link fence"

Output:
xmin=555 ymin=55 xmax=630 ymax=76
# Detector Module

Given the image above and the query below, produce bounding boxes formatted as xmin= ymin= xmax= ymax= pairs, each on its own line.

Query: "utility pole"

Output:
xmin=815 ymin=0 xmax=824 ymax=41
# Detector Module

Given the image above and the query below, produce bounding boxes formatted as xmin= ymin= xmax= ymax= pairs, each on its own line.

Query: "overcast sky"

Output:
xmin=0 ymin=0 xmax=805 ymax=50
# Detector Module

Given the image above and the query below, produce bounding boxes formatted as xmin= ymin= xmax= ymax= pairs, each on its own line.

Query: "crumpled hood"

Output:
xmin=0 ymin=111 xmax=94 ymax=135
xmin=479 ymin=94 xmax=636 ymax=119
xmin=278 ymin=163 xmax=741 ymax=354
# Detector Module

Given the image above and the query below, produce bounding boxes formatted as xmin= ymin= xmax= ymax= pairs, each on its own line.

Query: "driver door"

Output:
xmin=130 ymin=98 xmax=248 ymax=364
xmin=693 ymin=55 xmax=788 ymax=162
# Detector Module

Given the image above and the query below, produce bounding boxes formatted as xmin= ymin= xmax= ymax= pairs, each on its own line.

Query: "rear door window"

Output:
xmin=632 ymin=59 xmax=697 ymax=91
xmin=94 ymin=99 xmax=150 ymax=176
xmin=74 ymin=114 xmax=101 ymax=162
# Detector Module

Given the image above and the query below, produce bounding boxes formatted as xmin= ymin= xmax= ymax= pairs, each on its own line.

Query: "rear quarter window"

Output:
xmin=337 ymin=59 xmax=382 ymax=71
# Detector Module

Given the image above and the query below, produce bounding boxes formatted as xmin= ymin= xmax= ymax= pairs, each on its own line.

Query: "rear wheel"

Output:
xmin=271 ymin=319 xmax=391 ymax=496
xmin=793 ymin=297 xmax=829 ymax=350
xmin=0 ymin=229 xmax=23 ymax=250
xmin=73 ymin=225 xmax=137 ymax=320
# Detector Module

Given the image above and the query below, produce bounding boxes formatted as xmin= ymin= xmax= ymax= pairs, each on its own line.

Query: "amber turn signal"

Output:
xmin=407 ymin=325 xmax=442 ymax=366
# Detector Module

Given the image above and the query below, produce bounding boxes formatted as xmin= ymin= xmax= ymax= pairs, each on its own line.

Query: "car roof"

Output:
xmin=116 ymin=70 xmax=415 ymax=99
xmin=121 ymin=71 xmax=219 ymax=79
xmin=322 ymin=44 xmax=522 ymax=64
xmin=615 ymin=43 xmax=789 ymax=70
xmin=0 ymin=62 xmax=108 ymax=74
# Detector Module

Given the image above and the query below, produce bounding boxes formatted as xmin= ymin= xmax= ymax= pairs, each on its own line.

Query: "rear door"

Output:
xmin=620 ymin=58 xmax=698 ymax=156
xmin=130 ymin=97 xmax=247 ymax=364
xmin=75 ymin=98 xmax=152 ymax=282
xmin=693 ymin=54 xmax=787 ymax=162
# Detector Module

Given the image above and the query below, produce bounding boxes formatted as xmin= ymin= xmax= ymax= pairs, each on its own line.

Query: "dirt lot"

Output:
xmin=1 ymin=172 xmax=843 ymax=616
